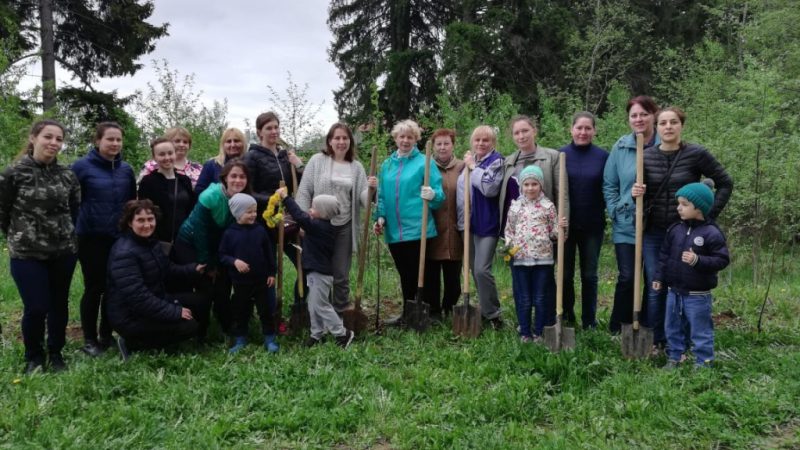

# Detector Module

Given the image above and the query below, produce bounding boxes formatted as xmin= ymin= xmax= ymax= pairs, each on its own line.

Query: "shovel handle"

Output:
xmin=633 ymin=133 xmax=644 ymax=320
xmin=355 ymin=146 xmax=379 ymax=305
xmin=462 ymin=165 xmax=471 ymax=295
xmin=417 ymin=141 xmax=432 ymax=289
xmin=277 ymin=180 xmax=285 ymax=310
xmin=290 ymin=165 xmax=303 ymax=298
xmin=556 ymin=152 xmax=566 ymax=317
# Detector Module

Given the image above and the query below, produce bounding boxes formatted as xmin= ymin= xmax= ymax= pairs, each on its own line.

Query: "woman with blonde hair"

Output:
xmin=196 ymin=128 xmax=247 ymax=195
xmin=373 ymin=119 xmax=444 ymax=324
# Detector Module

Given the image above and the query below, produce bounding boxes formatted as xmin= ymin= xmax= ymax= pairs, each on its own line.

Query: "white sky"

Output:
xmin=20 ymin=0 xmax=341 ymax=130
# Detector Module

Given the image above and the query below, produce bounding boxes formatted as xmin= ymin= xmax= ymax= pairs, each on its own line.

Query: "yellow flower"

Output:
xmin=504 ymin=255 xmax=511 ymax=262
xmin=262 ymin=192 xmax=284 ymax=228
xmin=508 ymin=246 xmax=519 ymax=257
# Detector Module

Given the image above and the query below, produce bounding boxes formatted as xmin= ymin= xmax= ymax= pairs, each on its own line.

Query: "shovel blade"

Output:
xmin=621 ymin=323 xmax=654 ymax=359
xmin=342 ymin=305 xmax=369 ymax=334
xmin=404 ymin=299 xmax=430 ymax=333
xmin=452 ymin=299 xmax=481 ymax=338
xmin=288 ymin=302 xmax=310 ymax=336
xmin=543 ymin=318 xmax=576 ymax=353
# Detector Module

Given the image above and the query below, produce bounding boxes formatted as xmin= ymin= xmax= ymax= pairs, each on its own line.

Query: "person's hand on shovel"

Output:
xmin=631 ymin=182 xmax=646 ymax=198
xmin=266 ymin=276 xmax=275 ymax=287
xmin=373 ymin=217 xmax=385 ymax=235
xmin=276 ymin=187 xmax=288 ymax=199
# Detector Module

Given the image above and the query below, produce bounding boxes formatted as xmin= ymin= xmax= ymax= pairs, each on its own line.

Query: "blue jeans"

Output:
xmin=665 ymin=290 xmax=714 ymax=366
xmin=562 ymin=228 xmax=603 ymax=329
xmin=511 ymin=265 xmax=553 ymax=337
xmin=609 ymin=243 xmax=635 ymax=333
xmin=10 ymin=255 xmax=78 ymax=362
xmin=643 ymin=230 xmax=667 ymax=345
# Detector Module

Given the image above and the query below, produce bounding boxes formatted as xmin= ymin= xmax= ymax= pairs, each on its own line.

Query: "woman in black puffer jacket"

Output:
xmin=632 ymin=107 xmax=732 ymax=350
xmin=107 ymin=200 xmax=208 ymax=357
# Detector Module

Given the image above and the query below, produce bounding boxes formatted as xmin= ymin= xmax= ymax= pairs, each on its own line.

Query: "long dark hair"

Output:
xmin=219 ymin=160 xmax=252 ymax=194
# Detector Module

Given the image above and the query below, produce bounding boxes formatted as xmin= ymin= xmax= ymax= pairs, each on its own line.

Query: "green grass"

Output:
xmin=1 ymin=242 xmax=799 ymax=449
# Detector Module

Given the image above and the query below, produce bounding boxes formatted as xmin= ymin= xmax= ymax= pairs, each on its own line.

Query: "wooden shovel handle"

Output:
xmin=633 ymin=133 xmax=645 ymax=328
xmin=290 ymin=164 xmax=303 ymax=298
xmin=417 ymin=141 xmax=432 ymax=289
xmin=277 ymin=180 xmax=285 ymax=303
xmin=355 ymin=146 xmax=379 ymax=305
xmin=462 ymin=166 xmax=471 ymax=294
xmin=556 ymin=153 xmax=566 ymax=316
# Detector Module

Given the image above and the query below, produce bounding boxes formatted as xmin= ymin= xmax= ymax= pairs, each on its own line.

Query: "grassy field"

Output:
xmin=1 ymin=241 xmax=799 ymax=449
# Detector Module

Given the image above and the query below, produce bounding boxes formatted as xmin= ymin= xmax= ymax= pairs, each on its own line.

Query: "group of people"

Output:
xmin=0 ymin=94 xmax=733 ymax=374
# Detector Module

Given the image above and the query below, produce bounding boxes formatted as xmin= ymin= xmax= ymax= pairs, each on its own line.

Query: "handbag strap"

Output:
xmin=648 ymin=145 xmax=683 ymax=205
xmin=169 ymin=176 xmax=178 ymax=244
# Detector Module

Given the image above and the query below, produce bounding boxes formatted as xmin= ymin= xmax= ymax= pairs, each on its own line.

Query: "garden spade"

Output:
xmin=621 ymin=133 xmax=653 ymax=358
xmin=405 ymin=141 xmax=433 ymax=332
xmin=288 ymin=164 xmax=309 ymax=335
xmin=452 ymin=165 xmax=481 ymax=338
xmin=275 ymin=180 xmax=286 ymax=332
xmin=345 ymin=146 xmax=378 ymax=334
xmin=544 ymin=152 xmax=576 ymax=352
xmin=375 ymin=235 xmax=383 ymax=335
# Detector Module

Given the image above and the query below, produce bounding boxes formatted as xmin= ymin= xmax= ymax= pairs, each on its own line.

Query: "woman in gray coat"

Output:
xmin=295 ymin=123 xmax=369 ymax=312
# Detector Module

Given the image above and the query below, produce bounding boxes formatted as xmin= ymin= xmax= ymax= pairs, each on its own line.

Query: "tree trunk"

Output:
xmin=39 ymin=0 xmax=57 ymax=111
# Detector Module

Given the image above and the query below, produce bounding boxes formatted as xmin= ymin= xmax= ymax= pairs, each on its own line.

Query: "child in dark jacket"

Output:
xmin=653 ymin=182 xmax=730 ymax=369
xmin=278 ymin=188 xmax=355 ymax=349
xmin=219 ymin=193 xmax=278 ymax=353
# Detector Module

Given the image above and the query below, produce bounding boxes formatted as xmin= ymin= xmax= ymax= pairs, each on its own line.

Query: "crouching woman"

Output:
xmin=107 ymin=200 xmax=209 ymax=357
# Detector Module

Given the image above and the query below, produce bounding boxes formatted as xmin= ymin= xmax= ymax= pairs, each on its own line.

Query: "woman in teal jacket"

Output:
xmin=373 ymin=120 xmax=444 ymax=321
xmin=602 ymin=95 xmax=660 ymax=334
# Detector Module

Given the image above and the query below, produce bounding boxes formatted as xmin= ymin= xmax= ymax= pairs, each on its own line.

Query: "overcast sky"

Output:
xmin=25 ymin=0 xmax=342 ymax=131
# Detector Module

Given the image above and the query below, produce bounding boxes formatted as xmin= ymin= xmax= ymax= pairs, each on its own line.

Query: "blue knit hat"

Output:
xmin=676 ymin=182 xmax=714 ymax=217
xmin=519 ymin=165 xmax=544 ymax=185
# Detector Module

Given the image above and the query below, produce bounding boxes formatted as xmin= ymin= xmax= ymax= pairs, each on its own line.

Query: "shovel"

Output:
xmin=404 ymin=141 xmax=433 ymax=332
xmin=544 ymin=152 xmax=576 ymax=352
xmin=621 ymin=133 xmax=654 ymax=358
xmin=274 ymin=180 xmax=286 ymax=332
xmin=452 ymin=165 xmax=481 ymax=338
xmin=288 ymin=165 xmax=310 ymax=336
xmin=344 ymin=146 xmax=378 ymax=334
xmin=374 ymin=234 xmax=383 ymax=335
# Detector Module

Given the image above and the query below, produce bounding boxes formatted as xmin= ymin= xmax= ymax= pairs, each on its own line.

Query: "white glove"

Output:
xmin=420 ymin=186 xmax=435 ymax=201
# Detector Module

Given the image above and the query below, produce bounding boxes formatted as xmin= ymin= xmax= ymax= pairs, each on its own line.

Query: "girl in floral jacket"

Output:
xmin=504 ymin=165 xmax=564 ymax=342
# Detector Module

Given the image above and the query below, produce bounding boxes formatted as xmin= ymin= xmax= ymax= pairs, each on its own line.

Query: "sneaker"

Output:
xmin=264 ymin=335 xmax=279 ymax=353
xmin=117 ymin=337 xmax=131 ymax=362
xmin=532 ymin=335 xmax=544 ymax=344
xmin=48 ymin=352 xmax=67 ymax=373
xmin=662 ymin=359 xmax=680 ymax=371
xmin=489 ymin=317 xmax=504 ymax=330
xmin=228 ymin=336 xmax=248 ymax=354
xmin=335 ymin=330 xmax=355 ymax=349
xmin=24 ymin=359 xmax=44 ymax=375
xmin=520 ymin=336 xmax=533 ymax=344
xmin=304 ymin=337 xmax=322 ymax=348
xmin=81 ymin=341 xmax=105 ymax=357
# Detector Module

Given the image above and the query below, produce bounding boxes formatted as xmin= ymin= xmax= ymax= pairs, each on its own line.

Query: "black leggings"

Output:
xmin=388 ymin=240 xmax=421 ymax=302
xmin=78 ymin=235 xmax=115 ymax=343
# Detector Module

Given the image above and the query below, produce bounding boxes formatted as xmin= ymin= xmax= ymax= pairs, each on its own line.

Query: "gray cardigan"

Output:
xmin=295 ymin=152 xmax=369 ymax=252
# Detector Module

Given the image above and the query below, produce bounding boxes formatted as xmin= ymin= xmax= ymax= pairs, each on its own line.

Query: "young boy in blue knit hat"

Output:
xmin=652 ymin=182 xmax=730 ymax=369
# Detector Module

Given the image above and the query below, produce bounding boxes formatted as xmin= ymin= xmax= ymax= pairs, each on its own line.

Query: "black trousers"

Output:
xmin=423 ymin=259 xmax=462 ymax=315
xmin=78 ymin=235 xmax=115 ymax=343
xmin=231 ymin=282 xmax=276 ymax=337
xmin=115 ymin=292 xmax=208 ymax=350
xmin=172 ymin=238 xmax=232 ymax=335
xmin=388 ymin=240 xmax=421 ymax=303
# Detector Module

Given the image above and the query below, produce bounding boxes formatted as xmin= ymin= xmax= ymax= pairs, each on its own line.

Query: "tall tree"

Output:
xmin=4 ymin=0 xmax=168 ymax=110
xmin=328 ymin=0 xmax=455 ymax=125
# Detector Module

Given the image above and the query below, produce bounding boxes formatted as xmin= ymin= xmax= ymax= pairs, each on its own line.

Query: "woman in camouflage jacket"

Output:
xmin=0 ymin=120 xmax=81 ymax=374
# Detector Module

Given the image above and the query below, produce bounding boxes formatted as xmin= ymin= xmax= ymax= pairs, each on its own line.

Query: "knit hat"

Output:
xmin=519 ymin=165 xmax=544 ymax=185
xmin=676 ymin=182 xmax=714 ymax=217
xmin=311 ymin=194 xmax=340 ymax=220
xmin=228 ymin=193 xmax=257 ymax=220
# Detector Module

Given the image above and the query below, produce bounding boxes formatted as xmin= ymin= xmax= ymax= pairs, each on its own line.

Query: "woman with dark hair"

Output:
xmin=107 ymin=200 xmax=208 ymax=358
xmin=244 ymin=111 xmax=305 ymax=312
xmin=559 ymin=112 xmax=608 ymax=329
xmin=138 ymin=127 xmax=203 ymax=188
xmin=174 ymin=160 xmax=251 ymax=336
xmin=71 ymin=121 xmax=136 ymax=357
xmin=632 ymin=107 xmax=732 ymax=350
xmin=424 ymin=128 xmax=465 ymax=319
xmin=0 ymin=120 xmax=80 ymax=373
xmin=295 ymin=123 xmax=369 ymax=312
xmin=195 ymin=127 xmax=247 ymax=195
xmin=137 ymin=138 xmax=196 ymax=245
xmin=602 ymin=95 xmax=660 ymax=335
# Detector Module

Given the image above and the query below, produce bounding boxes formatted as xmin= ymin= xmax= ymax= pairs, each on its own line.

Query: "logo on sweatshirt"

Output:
xmin=693 ymin=236 xmax=705 ymax=247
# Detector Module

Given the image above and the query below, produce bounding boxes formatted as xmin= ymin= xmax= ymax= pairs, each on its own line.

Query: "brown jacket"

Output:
xmin=427 ymin=156 xmax=465 ymax=261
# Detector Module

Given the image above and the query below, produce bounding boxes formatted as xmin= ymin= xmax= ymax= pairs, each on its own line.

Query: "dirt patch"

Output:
xmin=755 ymin=418 xmax=800 ymax=449
xmin=713 ymin=309 xmax=745 ymax=329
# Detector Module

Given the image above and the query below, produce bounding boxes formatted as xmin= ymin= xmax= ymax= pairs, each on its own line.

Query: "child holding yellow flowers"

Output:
xmin=504 ymin=165 xmax=566 ymax=342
